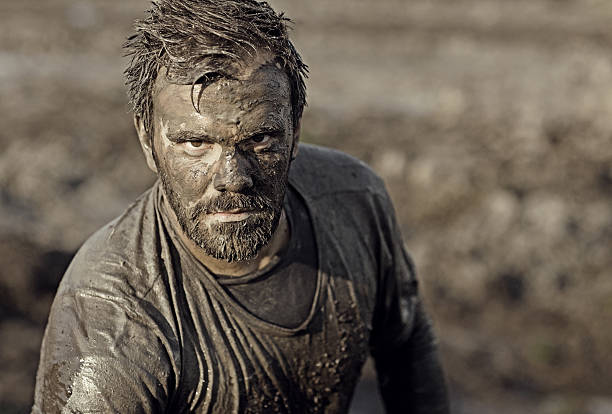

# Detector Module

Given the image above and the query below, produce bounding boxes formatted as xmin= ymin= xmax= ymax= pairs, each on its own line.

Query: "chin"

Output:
xmin=187 ymin=210 xmax=281 ymax=263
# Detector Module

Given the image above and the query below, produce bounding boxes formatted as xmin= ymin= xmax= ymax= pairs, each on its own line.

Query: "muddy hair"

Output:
xmin=124 ymin=0 xmax=308 ymax=135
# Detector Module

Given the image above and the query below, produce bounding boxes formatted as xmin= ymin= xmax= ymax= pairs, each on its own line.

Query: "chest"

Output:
xmin=172 ymin=274 xmax=371 ymax=414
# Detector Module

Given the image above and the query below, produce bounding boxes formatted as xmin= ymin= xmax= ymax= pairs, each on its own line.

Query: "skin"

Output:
xmin=135 ymin=52 xmax=300 ymax=276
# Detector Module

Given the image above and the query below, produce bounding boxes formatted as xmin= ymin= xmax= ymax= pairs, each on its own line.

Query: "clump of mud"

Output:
xmin=2 ymin=0 xmax=612 ymax=413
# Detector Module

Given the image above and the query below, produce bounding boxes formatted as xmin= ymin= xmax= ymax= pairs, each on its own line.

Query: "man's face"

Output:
xmin=150 ymin=57 xmax=296 ymax=262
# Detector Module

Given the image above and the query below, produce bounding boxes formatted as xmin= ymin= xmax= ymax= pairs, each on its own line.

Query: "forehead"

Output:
xmin=153 ymin=58 xmax=291 ymax=129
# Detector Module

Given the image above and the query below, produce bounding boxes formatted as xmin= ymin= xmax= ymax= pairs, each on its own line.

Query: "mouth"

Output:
xmin=208 ymin=208 xmax=255 ymax=222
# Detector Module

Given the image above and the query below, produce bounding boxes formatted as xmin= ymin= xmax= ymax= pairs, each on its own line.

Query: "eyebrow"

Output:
xmin=165 ymin=130 xmax=216 ymax=143
xmin=251 ymin=124 xmax=284 ymax=135
xmin=165 ymin=120 xmax=287 ymax=144
xmin=237 ymin=123 xmax=285 ymax=142
xmin=244 ymin=117 xmax=285 ymax=134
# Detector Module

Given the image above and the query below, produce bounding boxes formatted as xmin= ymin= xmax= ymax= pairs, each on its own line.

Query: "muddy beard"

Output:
xmin=158 ymin=169 xmax=285 ymax=263
xmin=183 ymin=194 xmax=282 ymax=263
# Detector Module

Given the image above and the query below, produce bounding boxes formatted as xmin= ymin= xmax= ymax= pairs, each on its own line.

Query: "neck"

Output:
xmin=162 ymin=194 xmax=290 ymax=277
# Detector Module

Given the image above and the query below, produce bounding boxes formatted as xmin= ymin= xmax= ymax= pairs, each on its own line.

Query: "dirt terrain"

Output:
xmin=1 ymin=0 xmax=612 ymax=413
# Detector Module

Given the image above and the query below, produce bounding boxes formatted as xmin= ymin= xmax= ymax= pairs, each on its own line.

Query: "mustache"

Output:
xmin=189 ymin=193 xmax=274 ymax=219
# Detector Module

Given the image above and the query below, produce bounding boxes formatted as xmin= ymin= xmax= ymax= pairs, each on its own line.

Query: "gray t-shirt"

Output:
xmin=32 ymin=144 xmax=449 ymax=414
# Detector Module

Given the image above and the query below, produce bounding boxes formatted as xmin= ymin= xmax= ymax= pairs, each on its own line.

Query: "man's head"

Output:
xmin=124 ymin=0 xmax=307 ymax=263
xmin=124 ymin=0 xmax=307 ymax=137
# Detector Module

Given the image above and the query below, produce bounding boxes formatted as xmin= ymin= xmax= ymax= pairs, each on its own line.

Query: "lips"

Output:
xmin=209 ymin=209 xmax=255 ymax=222
xmin=213 ymin=207 xmax=253 ymax=214
xmin=200 ymin=194 xmax=268 ymax=214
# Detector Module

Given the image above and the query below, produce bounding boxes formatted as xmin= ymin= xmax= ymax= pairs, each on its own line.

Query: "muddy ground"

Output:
xmin=1 ymin=0 xmax=612 ymax=413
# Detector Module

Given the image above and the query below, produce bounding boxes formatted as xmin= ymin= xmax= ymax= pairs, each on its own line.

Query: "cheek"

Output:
xmin=251 ymin=150 xmax=291 ymax=188
xmin=164 ymin=152 xmax=214 ymax=200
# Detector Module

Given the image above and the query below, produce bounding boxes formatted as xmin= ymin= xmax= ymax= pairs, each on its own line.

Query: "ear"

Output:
xmin=134 ymin=116 xmax=158 ymax=173
xmin=290 ymin=118 xmax=301 ymax=160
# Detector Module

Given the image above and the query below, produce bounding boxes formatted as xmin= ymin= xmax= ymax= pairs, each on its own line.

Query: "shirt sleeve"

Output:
xmin=32 ymin=287 xmax=175 ymax=414
xmin=369 ymin=192 xmax=450 ymax=414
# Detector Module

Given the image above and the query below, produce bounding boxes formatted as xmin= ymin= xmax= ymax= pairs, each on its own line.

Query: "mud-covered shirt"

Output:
xmin=32 ymin=144 xmax=449 ymax=414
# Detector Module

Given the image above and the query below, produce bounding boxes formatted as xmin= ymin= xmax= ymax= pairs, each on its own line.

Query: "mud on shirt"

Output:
xmin=32 ymin=144 xmax=449 ymax=414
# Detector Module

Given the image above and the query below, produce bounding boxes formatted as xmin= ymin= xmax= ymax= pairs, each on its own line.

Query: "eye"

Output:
xmin=249 ymin=134 xmax=274 ymax=153
xmin=251 ymin=134 xmax=270 ymax=144
xmin=182 ymin=140 xmax=213 ymax=156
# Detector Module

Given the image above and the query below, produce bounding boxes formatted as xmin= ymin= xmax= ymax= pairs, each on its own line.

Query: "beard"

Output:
xmin=158 ymin=168 xmax=286 ymax=263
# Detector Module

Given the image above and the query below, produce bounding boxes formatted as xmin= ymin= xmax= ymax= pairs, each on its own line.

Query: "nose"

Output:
xmin=213 ymin=148 xmax=253 ymax=192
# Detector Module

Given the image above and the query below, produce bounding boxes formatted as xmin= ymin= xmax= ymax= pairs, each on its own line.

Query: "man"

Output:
xmin=33 ymin=1 xmax=449 ymax=413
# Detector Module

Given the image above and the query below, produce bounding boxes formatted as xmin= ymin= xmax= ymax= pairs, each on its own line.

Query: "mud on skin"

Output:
xmin=144 ymin=55 xmax=297 ymax=264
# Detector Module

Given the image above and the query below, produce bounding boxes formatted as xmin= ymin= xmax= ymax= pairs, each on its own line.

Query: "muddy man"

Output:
xmin=32 ymin=1 xmax=450 ymax=413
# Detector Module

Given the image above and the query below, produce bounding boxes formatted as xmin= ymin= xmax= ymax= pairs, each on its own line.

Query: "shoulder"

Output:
xmin=57 ymin=185 xmax=162 ymax=301
xmin=289 ymin=143 xmax=387 ymax=199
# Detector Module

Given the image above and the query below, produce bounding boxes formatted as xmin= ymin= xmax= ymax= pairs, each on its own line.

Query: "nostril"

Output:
xmin=213 ymin=150 xmax=253 ymax=192
xmin=213 ymin=173 xmax=227 ymax=191
xmin=213 ymin=169 xmax=253 ymax=192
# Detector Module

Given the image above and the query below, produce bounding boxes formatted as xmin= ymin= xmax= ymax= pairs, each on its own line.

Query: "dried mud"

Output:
xmin=1 ymin=0 xmax=612 ymax=413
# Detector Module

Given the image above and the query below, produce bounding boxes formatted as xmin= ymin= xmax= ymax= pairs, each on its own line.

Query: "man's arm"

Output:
xmin=372 ymin=298 xmax=450 ymax=413
xmin=369 ymin=193 xmax=450 ymax=414
xmin=32 ymin=287 xmax=174 ymax=414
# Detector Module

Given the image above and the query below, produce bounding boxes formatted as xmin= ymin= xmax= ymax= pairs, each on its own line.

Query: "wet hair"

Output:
xmin=124 ymin=0 xmax=308 ymax=135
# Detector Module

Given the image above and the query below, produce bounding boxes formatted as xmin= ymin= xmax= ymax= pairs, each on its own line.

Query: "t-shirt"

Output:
xmin=32 ymin=144 xmax=449 ymax=414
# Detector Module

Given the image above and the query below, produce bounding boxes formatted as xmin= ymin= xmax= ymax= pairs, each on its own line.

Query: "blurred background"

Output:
xmin=1 ymin=0 xmax=612 ymax=413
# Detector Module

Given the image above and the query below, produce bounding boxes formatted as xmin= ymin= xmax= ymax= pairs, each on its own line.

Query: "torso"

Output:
xmin=164 ymin=184 xmax=370 ymax=413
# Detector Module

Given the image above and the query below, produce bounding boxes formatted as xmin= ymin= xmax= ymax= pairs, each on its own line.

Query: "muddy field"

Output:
xmin=1 ymin=0 xmax=612 ymax=413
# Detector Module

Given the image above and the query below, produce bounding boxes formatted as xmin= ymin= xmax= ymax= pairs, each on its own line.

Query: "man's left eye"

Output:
xmin=247 ymin=134 xmax=274 ymax=152
xmin=251 ymin=134 xmax=270 ymax=145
